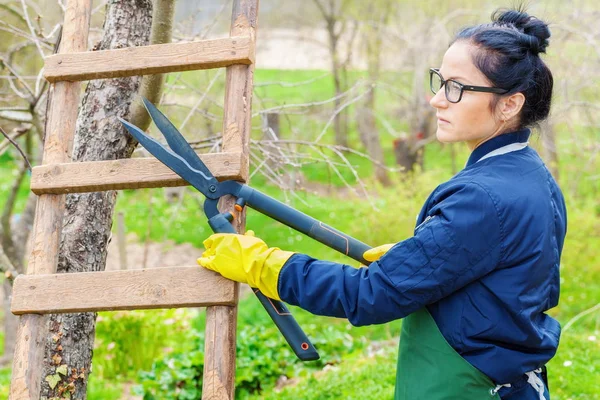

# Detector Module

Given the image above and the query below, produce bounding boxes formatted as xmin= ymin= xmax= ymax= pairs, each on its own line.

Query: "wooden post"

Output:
xmin=9 ymin=1 xmax=92 ymax=399
xmin=202 ymin=1 xmax=258 ymax=399
xmin=117 ymin=212 xmax=128 ymax=270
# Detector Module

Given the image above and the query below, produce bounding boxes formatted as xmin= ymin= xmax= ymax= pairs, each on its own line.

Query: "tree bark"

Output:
xmin=356 ymin=2 xmax=391 ymax=186
xmin=540 ymin=119 xmax=559 ymax=181
xmin=38 ymin=1 xmax=173 ymax=398
xmin=314 ymin=0 xmax=349 ymax=148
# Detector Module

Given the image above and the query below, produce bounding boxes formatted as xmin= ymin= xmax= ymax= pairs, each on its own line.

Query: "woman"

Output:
xmin=198 ymin=8 xmax=566 ymax=400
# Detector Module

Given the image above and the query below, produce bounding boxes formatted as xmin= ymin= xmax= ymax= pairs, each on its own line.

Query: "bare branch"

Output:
xmin=562 ymin=302 xmax=600 ymax=332
xmin=91 ymin=0 xmax=108 ymax=15
xmin=0 ymin=243 xmax=20 ymax=282
xmin=314 ymin=82 xmax=372 ymax=142
xmin=0 ymin=124 xmax=29 ymax=155
xmin=253 ymin=80 xmax=364 ymax=117
xmin=0 ymin=125 xmax=32 ymax=170
xmin=179 ymin=69 xmax=223 ymax=130
xmin=0 ymin=57 xmax=35 ymax=101
xmin=19 ymin=0 xmax=46 ymax=59
xmin=254 ymin=72 xmax=331 ymax=88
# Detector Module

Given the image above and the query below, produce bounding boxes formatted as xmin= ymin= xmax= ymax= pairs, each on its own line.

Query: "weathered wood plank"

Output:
xmin=44 ymin=36 xmax=254 ymax=82
xmin=202 ymin=1 xmax=259 ymax=399
xmin=11 ymin=267 xmax=237 ymax=314
xmin=10 ymin=1 xmax=93 ymax=399
xmin=30 ymin=151 xmax=248 ymax=194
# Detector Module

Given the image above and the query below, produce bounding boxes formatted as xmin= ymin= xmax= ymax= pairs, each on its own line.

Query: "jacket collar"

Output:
xmin=466 ymin=128 xmax=531 ymax=167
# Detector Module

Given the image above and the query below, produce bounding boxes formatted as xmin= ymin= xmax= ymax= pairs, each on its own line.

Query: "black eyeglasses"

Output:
xmin=429 ymin=68 xmax=508 ymax=103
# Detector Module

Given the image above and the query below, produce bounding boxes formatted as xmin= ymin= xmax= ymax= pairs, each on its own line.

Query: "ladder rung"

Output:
xmin=11 ymin=267 xmax=237 ymax=314
xmin=30 ymin=151 xmax=247 ymax=194
xmin=44 ymin=36 xmax=254 ymax=82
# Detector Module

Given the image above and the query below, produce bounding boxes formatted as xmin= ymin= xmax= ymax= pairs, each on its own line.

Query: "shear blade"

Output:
xmin=141 ymin=97 xmax=218 ymax=187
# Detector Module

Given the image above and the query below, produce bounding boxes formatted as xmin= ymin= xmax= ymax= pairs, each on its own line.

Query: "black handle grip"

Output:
xmin=207 ymin=212 xmax=319 ymax=361
xmin=237 ymin=185 xmax=372 ymax=264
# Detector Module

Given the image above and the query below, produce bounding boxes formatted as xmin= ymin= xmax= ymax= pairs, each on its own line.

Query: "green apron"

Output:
xmin=395 ymin=308 xmax=501 ymax=400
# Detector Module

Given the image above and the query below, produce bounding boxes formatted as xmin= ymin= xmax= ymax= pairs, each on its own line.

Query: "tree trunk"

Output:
xmin=357 ymin=3 xmax=391 ymax=186
xmin=0 ymin=192 xmax=36 ymax=366
xmin=38 ymin=0 xmax=174 ymax=398
xmin=330 ymin=38 xmax=348 ymax=148
xmin=540 ymin=119 xmax=559 ymax=181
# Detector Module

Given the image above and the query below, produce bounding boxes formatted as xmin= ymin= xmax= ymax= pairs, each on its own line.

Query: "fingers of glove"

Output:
xmin=197 ymin=255 xmax=215 ymax=270
xmin=202 ymin=233 xmax=264 ymax=254
xmin=363 ymin=243 xmax=396 ymax=262
xmin=201 ymin=233 xmax=230 ymax=253
xmin=197 ymin=253 xmax=254 ymax=285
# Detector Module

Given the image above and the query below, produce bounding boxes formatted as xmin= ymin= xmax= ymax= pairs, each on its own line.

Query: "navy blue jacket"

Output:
xmin=278 ymin=129 xmax=567 ymax=396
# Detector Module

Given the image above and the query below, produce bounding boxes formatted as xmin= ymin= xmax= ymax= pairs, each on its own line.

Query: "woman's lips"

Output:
xmin=437 ymin=116 xmax=450 ymax=124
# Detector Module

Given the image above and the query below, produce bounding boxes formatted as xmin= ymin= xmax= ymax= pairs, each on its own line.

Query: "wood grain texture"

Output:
xmin=202 ymin=1 xmax=259 ymax=399
xmin=10 ymin=1 xmax=93 ymax=398
xmin=11 ymin=267 xmax=237 ymax=314
xmin=9 ymin=315 xmax=48 ymax=400
xmin=203 ymin=306 xmax=239 ymax=400
xmin=44 ymin=36 xmax=254 ymax=82
xmin=30 ymin=151 xmax=248 ymax=194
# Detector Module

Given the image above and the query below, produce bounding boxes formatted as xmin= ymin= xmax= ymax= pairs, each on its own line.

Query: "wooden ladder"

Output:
xmin=9 ymin=0 xmax=258 ymax=399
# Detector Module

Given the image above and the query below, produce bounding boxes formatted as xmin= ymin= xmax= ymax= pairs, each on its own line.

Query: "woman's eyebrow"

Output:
xmin=447 ymin=75 xmax=469 ymax=82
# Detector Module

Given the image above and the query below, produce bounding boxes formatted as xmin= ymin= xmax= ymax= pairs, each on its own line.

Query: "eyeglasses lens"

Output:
xmin=430 ymin=71 xmax=442 ymax=95
xmin=446 ymin=81 xmax=462 ymax=103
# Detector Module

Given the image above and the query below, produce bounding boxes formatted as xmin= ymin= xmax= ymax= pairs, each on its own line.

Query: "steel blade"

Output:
xmin=119 ymin=118 xmax=220 ymax=199
xmin=141 ymin=97 xmax=218 ymax=187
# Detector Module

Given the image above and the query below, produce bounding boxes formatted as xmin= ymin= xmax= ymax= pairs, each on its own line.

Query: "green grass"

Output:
xmin=256 ymin=346 xmax=398 ymax=400
xmin=0 ymin=366 xmax=10 ymax=400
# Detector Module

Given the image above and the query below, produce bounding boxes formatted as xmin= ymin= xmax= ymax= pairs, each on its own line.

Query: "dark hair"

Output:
xmin=452 ymin=8 xmax=553 ymax=128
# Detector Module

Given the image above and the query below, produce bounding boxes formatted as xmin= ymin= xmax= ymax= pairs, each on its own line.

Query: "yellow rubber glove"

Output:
xmin=197 ymin=232 xmax=295 ymax=301
xmin=363 ymin=243 xmax=396 ymax=262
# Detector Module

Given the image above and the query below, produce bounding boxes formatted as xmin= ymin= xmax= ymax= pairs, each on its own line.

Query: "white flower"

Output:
xmin=587 ymin=335 xmax=597 ymax=341
xmin=563 ymin=360 xmax=573 ymax=367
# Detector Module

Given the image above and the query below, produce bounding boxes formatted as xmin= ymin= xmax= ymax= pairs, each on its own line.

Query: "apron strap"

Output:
xmin=525 ymin=369 xmax=546 ymax=400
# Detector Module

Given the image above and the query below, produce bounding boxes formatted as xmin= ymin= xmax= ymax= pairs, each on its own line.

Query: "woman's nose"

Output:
xmin=429 ymin=88 xmax=448 ymax=109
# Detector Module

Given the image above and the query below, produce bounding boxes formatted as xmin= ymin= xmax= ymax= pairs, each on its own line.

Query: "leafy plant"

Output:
xmin=93 ymin=308 xmax=195 ymax=380
xmin=135 ymin=309 xmax=378 ymax=399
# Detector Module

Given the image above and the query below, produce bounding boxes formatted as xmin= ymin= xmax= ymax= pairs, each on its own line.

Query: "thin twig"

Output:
xmin=0 ymin=125 xmax=32 ymax=170
xmin=253 ymin=80 xmax=364 ymax=117
xmin=19 ymin=0 xmax=45 ymax=60
xmin=179 ymin=69 xmax=223 ymax=131
xmin=255 ymin=72 xmax=331 ymax=88
xmin=0 ymin=243 xmax=20 ymax=282
xmin=314 ymin=82 xmax=373 ymax=142
xmin=0 ymin=57 xmax=35 ymax=101
xmin=563 ymin=303 xmax=600 ymax=332
xmin=0 ymin=124 xmax=29 ymax=155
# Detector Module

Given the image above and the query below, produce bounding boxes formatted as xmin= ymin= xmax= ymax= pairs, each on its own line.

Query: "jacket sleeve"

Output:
xmin=277 ymin=183 xmax=504 ymax=326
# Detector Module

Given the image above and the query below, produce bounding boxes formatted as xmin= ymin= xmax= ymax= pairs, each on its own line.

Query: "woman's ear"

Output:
xmin=498 ymin=92 xmax=525 ymax=121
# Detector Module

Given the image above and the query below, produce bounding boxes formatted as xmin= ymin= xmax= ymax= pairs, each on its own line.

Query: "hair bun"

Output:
xmin=493 ymin=9 xmax=551 ymax=54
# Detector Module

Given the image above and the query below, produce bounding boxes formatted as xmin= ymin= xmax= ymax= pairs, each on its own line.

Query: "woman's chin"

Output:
xmin=435 ymin=128 xmax=457 ymax=143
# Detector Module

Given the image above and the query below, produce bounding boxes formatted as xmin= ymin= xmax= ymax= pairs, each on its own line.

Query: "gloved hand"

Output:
xmin=197 ymin=231 xmax=295 ymax=301
xmin=363 ymin=243 xmax=396 ymax=262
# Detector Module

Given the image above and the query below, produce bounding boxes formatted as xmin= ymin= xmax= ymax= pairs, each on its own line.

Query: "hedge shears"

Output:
xmin=119 ymin=98 xmax=372 ymax=362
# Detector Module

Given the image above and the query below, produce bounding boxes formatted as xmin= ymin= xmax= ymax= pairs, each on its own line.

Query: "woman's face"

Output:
xmin=429 ymin=41 xmax=505 ymax=150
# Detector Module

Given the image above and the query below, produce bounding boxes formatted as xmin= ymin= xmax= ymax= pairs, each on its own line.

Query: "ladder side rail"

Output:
xmin=202 ymin=1 xmax=259 ymax=399
xmin=9 ymin=1 xmax=93 ymax=399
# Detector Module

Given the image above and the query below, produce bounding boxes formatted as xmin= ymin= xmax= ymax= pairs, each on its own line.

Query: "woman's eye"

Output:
xmin=448 ymin=81 xmax=462 ymax=94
